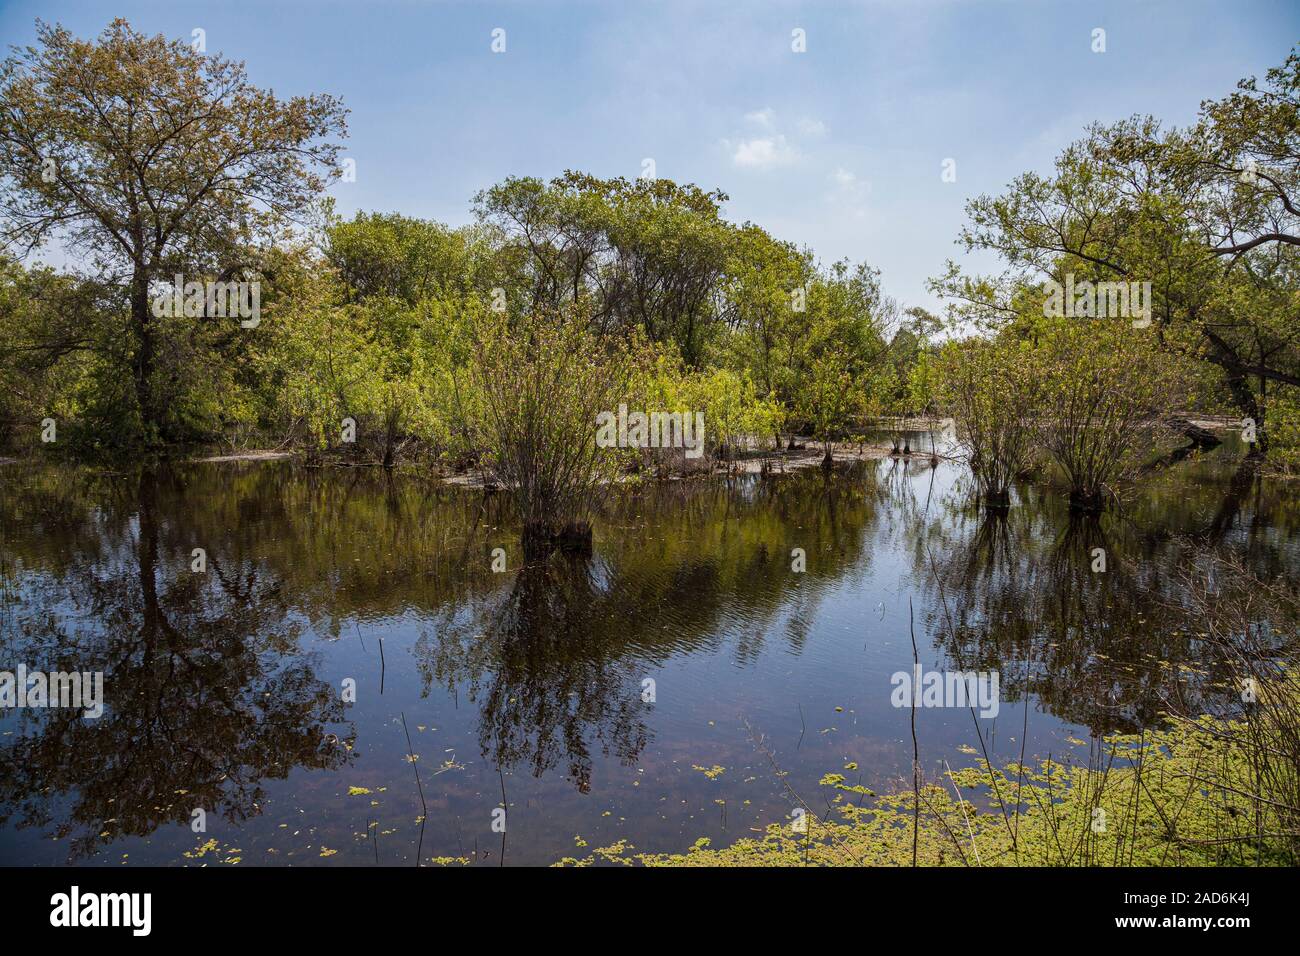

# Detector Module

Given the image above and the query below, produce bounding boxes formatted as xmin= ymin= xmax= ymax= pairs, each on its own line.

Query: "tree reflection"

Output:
xmin=916 ymin=475 xmax=1292 ymax=736
xmin=435 ymin=560 xmax=650 ymax=793
xmin=0 ymin=469 xmax=354 ymax=861
xmin=415 ymin=464 xmax=887 ymax=792
xmin=2 ymin=448 xmax=1294 ymax=861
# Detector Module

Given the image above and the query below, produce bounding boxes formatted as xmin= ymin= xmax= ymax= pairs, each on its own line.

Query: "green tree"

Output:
xmin=0 ymin=19 xmax=346 ymax=447
xmin=467 ymin=306 xmax=638 ymax=558
xmin=323 ymin=207 xmax=495 ymax=305
xmin=722 ymin=225 xmax=812 ymax=440
xmin=789 ymin=260 xmax=898 ymax=460
xmin=941 ymin=48 xmax=1300 ymax=456
xmin=1031 ymin=319 xmax=1169 ymax=511
xmin=474 ymin=171 xmax=735 ymax=365
xmin=0 ymin=258 xmax=122 ymax=452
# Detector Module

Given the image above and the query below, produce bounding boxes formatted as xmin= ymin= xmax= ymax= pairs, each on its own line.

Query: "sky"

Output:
xmin=1 ymin=0 xmax=1297 ymax=313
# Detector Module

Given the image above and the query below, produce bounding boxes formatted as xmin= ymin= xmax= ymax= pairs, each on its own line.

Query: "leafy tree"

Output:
xmin=474 ymin=171 xmax=735 ymax=365
xmin=722 ymin=224 xmax=812 ymax=438
xmin=941 ymin=48 xmax=1300 ymax=456
xmin=636 ymin=353 xmax=783 ymax=464
xmin=788 ymin=259 xmax=898 ymax=460
xmin=0 ymin=258 xmax=122 ymax=452
xmin=795 ymin=345 xmax=864 ymax=467
xmin=323 ymin=206 xmax=494 ymax=305
xmin=1031 ymin=319 xmax=1169 ymax=511
xmin=0 ymin=19 xmax=346 ymax=447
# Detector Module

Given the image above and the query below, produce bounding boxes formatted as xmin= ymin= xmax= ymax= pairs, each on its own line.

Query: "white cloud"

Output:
xmin=726 ymin=110 xmax=826 ymax=169
xmin=832 ymin=167 xmax=864 ymax=190
xmin=797 ymin=117 xmax=828 ymax=137
xmin=829 ymin=167 xmax=871 ymax=218
xmin=730 ymin=135 xmax=799 ymax=169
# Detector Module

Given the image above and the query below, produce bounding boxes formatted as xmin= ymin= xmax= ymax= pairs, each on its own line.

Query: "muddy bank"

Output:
xmin=193 ymin=450 xmax=296 ymax=463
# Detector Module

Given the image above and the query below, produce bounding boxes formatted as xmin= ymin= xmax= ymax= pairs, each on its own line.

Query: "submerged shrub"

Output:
xmin=467 ymin=307 xmax=636 ymax=559
xmin=935 ymin=337 xmax=1040 ymax=509
xmin=1032 ymin=319 xmax=1168 ymax=511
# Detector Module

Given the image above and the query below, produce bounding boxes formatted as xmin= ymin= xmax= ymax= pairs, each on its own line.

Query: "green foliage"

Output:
xmin=934 ymin=336 xmax=1040 ymax=506
xmin=781 ymin=260 xmax=899 ymax=451
xmin=6 ymin=22 xmax=1294 ymax=480
xmin=940 ymin=45 xmax=1300 ymax=456
xmin=473 ymin=171 xmax=734 ymax=366
xmin=467 ymin=306 xmax=636 ymax=552
xmin=0 ymin=18 xmax=346 ymax=449
xmin=265 ymin=242 xmax=481 ymax=464
xmin=564 ymin=674 xmax=1300 ymax=867
xmin=683 ymin=367 xmax=783 ymax=459
xmin=0 ymin=259 xmax=131 ymax=455
xmin=1266 ymin=392 xmax=1300 ymax=477
xmin=324 ymin=206 xmax=493 ymax=304
xmin=635 ymin=351 xmax=784 ymax=460
xmin=1030 ymin=318 xmax=1173 ymax=509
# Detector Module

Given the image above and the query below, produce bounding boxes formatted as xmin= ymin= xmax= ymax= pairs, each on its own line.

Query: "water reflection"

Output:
xmin=0 ymin=450 xmax=1294 ymax=863
xmin=416 ymin=471 xmax=886 ymax=792
xmin=418 ymin=561 xmax=650 ymax=793
xmin=0 ymin=470 xmax=354 ymax=861
xmin=917 ymin=462 xmax=1296 ymax=736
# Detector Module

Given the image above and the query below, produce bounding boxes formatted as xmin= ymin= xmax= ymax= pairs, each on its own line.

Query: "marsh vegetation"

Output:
xmin=0 ymin=22 xmax=1298 ymax=867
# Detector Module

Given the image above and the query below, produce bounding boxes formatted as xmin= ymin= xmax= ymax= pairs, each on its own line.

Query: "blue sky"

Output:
xmin=2 ymin=0 xmax=1297 ymax=312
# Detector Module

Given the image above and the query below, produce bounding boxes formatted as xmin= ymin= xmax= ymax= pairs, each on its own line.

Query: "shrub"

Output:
xmin=935 ymin=337 xmax=1039 ymax=509
xmin=467 ymin=308 xmax=636 ymax=558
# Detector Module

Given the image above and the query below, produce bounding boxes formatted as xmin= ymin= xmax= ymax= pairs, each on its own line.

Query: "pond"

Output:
xmin=1 ymin=439 xmax=1296 ymax=865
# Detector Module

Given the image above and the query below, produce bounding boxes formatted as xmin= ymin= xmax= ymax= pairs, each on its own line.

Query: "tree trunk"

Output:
xmin=983 ymin=488 xmax=1011 ymax=511
xmin=521 ymin=520 xmax=557 ymax=562
xmin=1165 ymin=416 xmax=1222 ymax=450
xmin=130 ymin=271 xmax=159 ymax=447
xmin=1217 ymin=353 xmax=1268 ymax=457
xmin=556 ymin=520 xmax=593 ymax=557
xmin=1068 ymin=488 xmax=1105 ymax=513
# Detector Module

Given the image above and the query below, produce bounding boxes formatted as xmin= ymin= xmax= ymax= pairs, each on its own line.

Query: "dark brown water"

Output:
xmin=1 ymin=438 xmax=1296 ymax=865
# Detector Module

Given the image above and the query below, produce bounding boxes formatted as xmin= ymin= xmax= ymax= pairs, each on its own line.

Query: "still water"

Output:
xmin=1 ymin=440 xmax=1295 ymax=865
